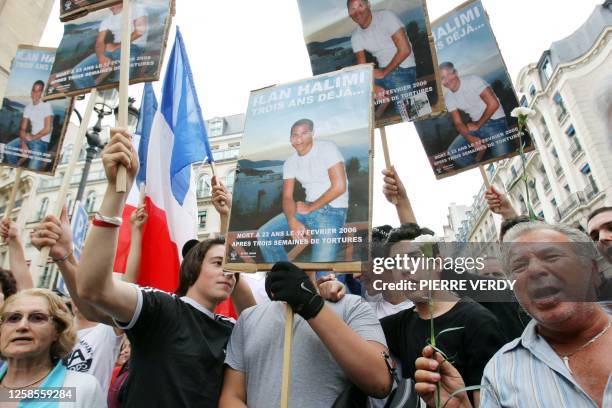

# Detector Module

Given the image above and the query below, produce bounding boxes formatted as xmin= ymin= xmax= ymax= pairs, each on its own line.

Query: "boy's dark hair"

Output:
xmin=175 ymin=237 xmax=235 ymax=297
xmin=384 ymin=223 xmax=438 ymax=257
xmin=0 ymin=269 xmax=18 ymax=299
xmin=499 ymin=215 xmax=544 ymax=242
xmin=587 ymin=206 xmax=612 ymax=223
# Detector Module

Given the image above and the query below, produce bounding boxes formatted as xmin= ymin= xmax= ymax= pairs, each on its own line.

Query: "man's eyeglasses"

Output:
xmin=0 ymin=312 xmax=54 ymax=326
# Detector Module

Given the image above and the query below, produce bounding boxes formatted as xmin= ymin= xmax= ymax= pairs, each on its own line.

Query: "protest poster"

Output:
xmin=0 ymin=45 xmax=72 ymax=175
xmin=414 ymin=0 xmax=533 ymax=179
xmin=45 ymin=0 xmax=174 ymax=100
xmin=60 ymin=0 xmax=121 ymax=22
xmin=296 ymin=0 xmax=444 ymax=127
xmin=225 ymin=65 xmax=373 ymax=272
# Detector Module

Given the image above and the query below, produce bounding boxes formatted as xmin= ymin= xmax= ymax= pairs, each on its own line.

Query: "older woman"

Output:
xmin=0 ymin=289 xmax=105 ymax=407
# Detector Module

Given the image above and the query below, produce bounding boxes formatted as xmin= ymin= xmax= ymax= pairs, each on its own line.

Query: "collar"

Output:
xmin=180 ymin=296 xmax=215 ymax=319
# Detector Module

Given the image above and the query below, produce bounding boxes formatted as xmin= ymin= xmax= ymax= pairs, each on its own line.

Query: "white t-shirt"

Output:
xmin=64 ymin=323 xmax=123 ymax=392
xmin=61 ymin=370 xmax=106 ymax=408
xmin=351 ymin=10 xmax=415 ymax=69
xmin=99 ymin=4 xmax=147 ymax=47
xmin=283 ymin=140 xmax=348 ymax=208
xmin=23 ymin=101 xmax=53 ymax=142
xmin=444 ymin=75 xmax=505 ymax=122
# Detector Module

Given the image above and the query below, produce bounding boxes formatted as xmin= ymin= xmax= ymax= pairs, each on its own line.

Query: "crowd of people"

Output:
xmin=0 ymin=126 xmax=610 ymax=407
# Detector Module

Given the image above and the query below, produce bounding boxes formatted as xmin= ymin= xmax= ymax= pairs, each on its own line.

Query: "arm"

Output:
xmin=30 ymin=209 xmax=116 ymax=325
xmin=282 ymin=178 xmax=305 ymax=237
xmin=473 ymin=88 xmax=501 ymax=130
xmin=484 ymin=185 xmax=518 ymax=219
xmin=219 ymin=367 xmax=247 ymax=408
xmin=30 ymin=115 xmax=52 ymax=141
xmin=414 ymin=345 xmax=473 ymax=408
xmin=355 ymin=50 xmax=367 ymax=65
xmin=307 ymin=305 xmax=391 ymax=397
xmin=123 ymin=206 xmax=147 ymax=283
xmin=0 ymin=219 xmax=33 ymax=290
xmin=94 ymin=30 xmax=111 ymax=66
xmin=380 ymin=28 xmax=411 ymax=78
xmin=298 ymin=162 xmax=346 ymax=214
xmin=451 ymin=110 xmax=485 ymax=152
xmin=131 ymin=15 xmax=147 ymax=42
xmin=76 ymin=129 xmax=140 ymax=323
xmin=381 ymin=166 xmax=416 ymax=224
xmin=211 ymin=176 xmax=231 ymax=235
xmin=19 ymin=117 xmax=30 ymax=140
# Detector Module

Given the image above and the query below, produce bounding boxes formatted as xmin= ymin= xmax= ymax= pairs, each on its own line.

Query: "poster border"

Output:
xmin=0 ymin=44 xmax=75 ymax=177
xmin=223 ymin=64 xmax=375 ymax=273
xmin=428 ymin=0 xmax=534 ymax=180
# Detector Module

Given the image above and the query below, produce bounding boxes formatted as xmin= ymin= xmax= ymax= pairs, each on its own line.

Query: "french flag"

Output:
xmin=113 ymin=27 xmax=213 ymax=292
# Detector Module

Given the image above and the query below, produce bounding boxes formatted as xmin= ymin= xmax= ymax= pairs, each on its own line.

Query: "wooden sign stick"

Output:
xmin=479 ymin=165 xmax=491 ymax=189
xmin=280 ymin=304 xmax=294 ymax=408
xmin=379 ymin=127 xmax=398 ymax=206
xmin=38 ymin=92 xmax=96 ymax=266
xmin=115 ymin=0 xmax=132 ymax=193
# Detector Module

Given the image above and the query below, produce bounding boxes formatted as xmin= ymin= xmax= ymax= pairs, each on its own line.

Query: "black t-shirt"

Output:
xmin=380 ymin=298 xmax=506 ymax=387
xmin=118 ymin=288 xmax=234 ymax=408
xmin=441 ymin=269 xmax=530 ymax=342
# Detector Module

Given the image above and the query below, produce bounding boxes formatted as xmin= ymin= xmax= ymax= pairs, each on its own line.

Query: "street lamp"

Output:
xmin=74 ymin=90 xmax=140 ymax=204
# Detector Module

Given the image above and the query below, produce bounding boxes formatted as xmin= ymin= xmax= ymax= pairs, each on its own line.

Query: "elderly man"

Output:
xmin=440 ymin=61 xmax=514 ymax=168
xmin=413 ymin=221 xmax=611 ymax=407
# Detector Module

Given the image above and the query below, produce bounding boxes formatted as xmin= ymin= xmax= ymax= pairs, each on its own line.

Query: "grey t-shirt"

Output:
xmin=225 ymin=295 xmax=387 ymax=407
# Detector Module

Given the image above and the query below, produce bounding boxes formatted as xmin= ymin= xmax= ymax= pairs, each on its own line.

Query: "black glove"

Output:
xmin=265 ymin=262 xmax=324 ymax=320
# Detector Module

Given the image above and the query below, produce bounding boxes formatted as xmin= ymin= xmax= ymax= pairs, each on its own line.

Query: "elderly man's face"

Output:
xmin=440 ymin=68 xmax=460 ymax=92
xmin=347 ymin=0 xmax=372 ymax=29
xmin=508 ymin=229 xmax=598 ymax=326
xmin=587 ymin=210 xmax=612 ymax=264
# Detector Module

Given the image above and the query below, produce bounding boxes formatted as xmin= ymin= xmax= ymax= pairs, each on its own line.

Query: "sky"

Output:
xmin=38 ymin=0 xmax=603 ymax=235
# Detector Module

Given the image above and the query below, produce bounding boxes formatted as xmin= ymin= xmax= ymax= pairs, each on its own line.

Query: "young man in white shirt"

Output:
xmin=257 ymin=118 xmax=349 ymax=263
xmin=440 ymin=61 xmax=513 ymax=168
xmin=5 ymin=80 xmax=53 ymax=171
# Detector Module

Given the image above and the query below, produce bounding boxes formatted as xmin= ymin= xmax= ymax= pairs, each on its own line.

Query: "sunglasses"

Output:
xmin=0 ymin=312 xmax=54 ymax=325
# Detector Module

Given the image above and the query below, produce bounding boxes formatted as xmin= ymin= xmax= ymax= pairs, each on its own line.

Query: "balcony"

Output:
xmin=557 ymin=109 xmax=568 ymax=124
xmin=557 ymin=193 xmax=580 ymax=219
xmin=196 ymin=188 xmax=211 ymax=198
xmin=542 ymin=129 xmax=551 ymax=145
xmin=554 ymin=163 xmax=564 ymax=178
xmin=569 ymin=139 xmax=583 ymax=160
xmin=542 ymin=179 xmax=551 ymax=193
xmin=583 ymin=183 xmax=600 ymax=202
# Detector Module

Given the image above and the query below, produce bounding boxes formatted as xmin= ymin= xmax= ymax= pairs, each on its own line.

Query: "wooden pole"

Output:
xmin=38 ymin=92 xmax=97 ymax=267
xmin=115 ymin=0 xmax=132 ymax=193
xmin=280 ymin=304 xmax=294 ymax=408
xmin=138 ymin=182 xmax=145 ymax=207
xmin=379 ymin=127 xmax=398 ymax=206
xmin=479 ymin=165 xmax=491 ymax=189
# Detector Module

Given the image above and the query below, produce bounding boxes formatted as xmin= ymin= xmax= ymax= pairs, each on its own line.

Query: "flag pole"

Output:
xmin=379 ymin=127 xmax=398 ymax=206
xmin=115 ymin=0 xmax=132 ymax=193
xmin=281 ymin=304 xmax=294 ymax=408
xmin=38 ymin=93 xmax=96 ymax=267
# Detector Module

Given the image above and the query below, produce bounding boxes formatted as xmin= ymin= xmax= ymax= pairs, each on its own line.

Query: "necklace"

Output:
xmin=0 ymin=368 xmax=51 ymax=390
xmin=558 ymin=319 xmax=611 ymax=374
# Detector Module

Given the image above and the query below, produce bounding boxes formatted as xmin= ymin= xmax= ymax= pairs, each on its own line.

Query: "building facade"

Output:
xmin=456 ymin=2 xmax=611 ymax=245
xmin=0 ymin=113 xmax=245 ymax=287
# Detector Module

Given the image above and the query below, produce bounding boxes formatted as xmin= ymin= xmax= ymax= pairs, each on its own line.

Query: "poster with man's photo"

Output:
xmin=414 ymin=0 xmax=533 ymax=179
xmin=45 ymin=0 xmax=174 ymax=99
xmin=60 ymin=0 xmax=121 ymax=22
xmin=0 ymin=45 xmax=72 ymax=175
xmin=296 ymin=0 xmax=445 ymax=127
xmin=225 ymin=65 xmax=373 ymax=271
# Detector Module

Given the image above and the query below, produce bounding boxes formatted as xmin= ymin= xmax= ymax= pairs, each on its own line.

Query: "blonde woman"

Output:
xmin=0 ymin=289 xmax=105 ymax=407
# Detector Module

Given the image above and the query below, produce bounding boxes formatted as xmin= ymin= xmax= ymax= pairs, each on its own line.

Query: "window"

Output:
xmin=563 ymin=184 xmax=570 ymax=193
xmin=198 ymin=210 xmax=207 ymax=228
xmin=553 ymin=92 xmax=568 ymax=121
xmin=528 ymin=84 xmax=536 ymax=97
xmin=197 ymin=175 xmax=211 ymax=198
xmin=226 ymin=170 xmax=235 ymax=192
xmin=209 ymin=118 xmax=225 ymax=137
xmin=85 ymin=191 xmax=97 ymax=212
xmin=542 ymin=58 xmax=553 ymax=80
xmin=566 ymin=125 xmax=575 ymax=137
xmin=551 ymin=148 xmax=558 ymax=158
xmin=520 ymin=96 xmax=528 ymax=107
xmin=551 ymin=198 xmax=557 ymax=207
xmin=38 ymin=198 xmax=49 ymax=220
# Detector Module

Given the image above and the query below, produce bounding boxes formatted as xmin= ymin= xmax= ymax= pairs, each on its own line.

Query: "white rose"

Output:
xmin=511 ymin=107 xmax=536 ymax=118
xmin=413 ymin=234 xmax=438 ymax=244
